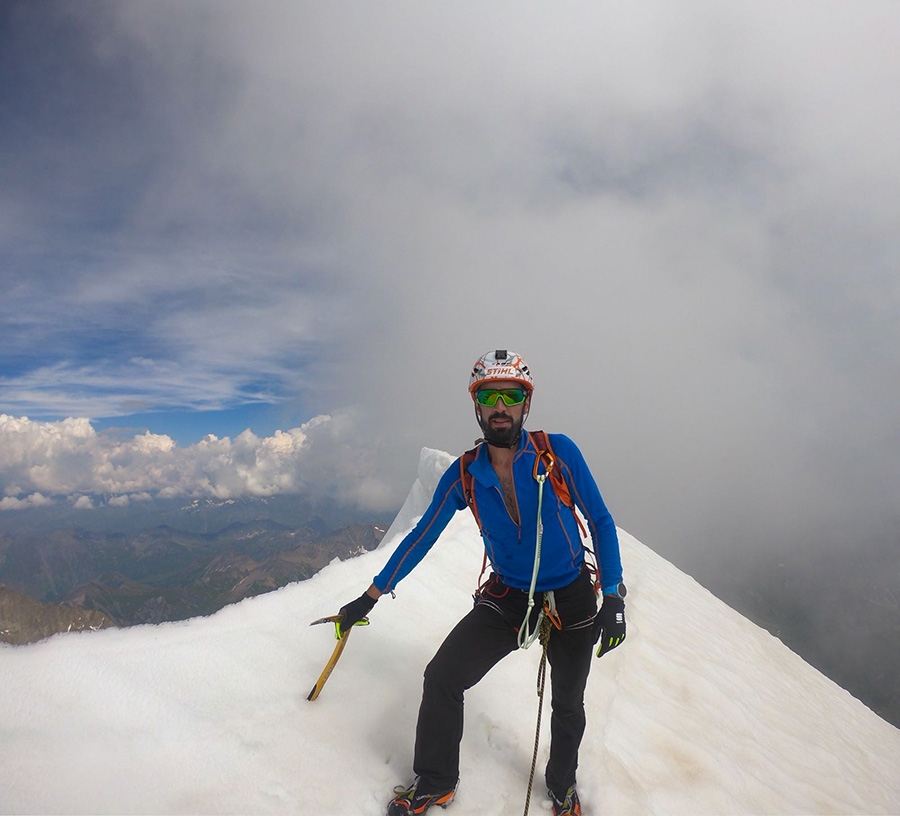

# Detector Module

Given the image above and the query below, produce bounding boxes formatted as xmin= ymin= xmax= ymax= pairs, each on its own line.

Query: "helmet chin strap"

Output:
xmin=482 ymin=432 xmax=520 ymax=449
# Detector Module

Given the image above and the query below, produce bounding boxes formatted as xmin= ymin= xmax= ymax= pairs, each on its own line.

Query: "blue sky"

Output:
xmin=91 ymin=404 xmax=289 ymax=446
xmin=2 ymin=2 xmax=900 ymax=569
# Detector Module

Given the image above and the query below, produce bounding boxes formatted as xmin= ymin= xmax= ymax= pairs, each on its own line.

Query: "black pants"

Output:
xmin=412 ymin=569 xmax=597 ymax=796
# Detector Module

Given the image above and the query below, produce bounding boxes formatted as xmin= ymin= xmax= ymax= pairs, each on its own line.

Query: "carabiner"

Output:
xmin=543 ymin=589 xmax=563 ymax=631
xmin=533 ymin=449 xmax=555 ymax=482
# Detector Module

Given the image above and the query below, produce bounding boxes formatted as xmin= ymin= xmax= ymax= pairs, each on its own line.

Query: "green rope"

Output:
xmin=523 ymin=614 xmax=553 ymax=816
xmin=518 ymin=473 xmax=547 ymax=649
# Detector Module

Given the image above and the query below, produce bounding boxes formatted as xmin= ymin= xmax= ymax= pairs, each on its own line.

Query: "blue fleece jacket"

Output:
xmin=374 ymin=431 xmax=622 ymax=595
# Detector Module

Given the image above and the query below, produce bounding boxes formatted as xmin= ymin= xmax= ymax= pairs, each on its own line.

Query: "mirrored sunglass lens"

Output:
xmin=499 ymin=389 xmax=526 ymax=405
xmin=476 ymin=390 xmax=501 ymax=405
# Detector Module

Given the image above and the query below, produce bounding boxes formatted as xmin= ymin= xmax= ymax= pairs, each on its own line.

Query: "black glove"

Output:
xmin=336 ymin=592 xmax=377 ymax=638
xmin=593 ymin=594 xmax=626 ymax=658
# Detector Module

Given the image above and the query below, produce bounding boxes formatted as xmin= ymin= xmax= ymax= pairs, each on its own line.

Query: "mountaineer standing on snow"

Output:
xmin=337 ymin=350 xmax=626 ymax=816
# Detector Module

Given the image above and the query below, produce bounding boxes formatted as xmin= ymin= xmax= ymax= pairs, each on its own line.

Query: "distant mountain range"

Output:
xmin=0 ymin=493 xmax=385 ymax=537
xmin=0 ymin=495 xmax=391 ymax=642
xmin=0 ymin=585 xmax=114 ymax=644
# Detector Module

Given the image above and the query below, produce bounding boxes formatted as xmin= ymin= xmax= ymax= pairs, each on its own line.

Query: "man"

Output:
xmin=337 ymin=350 xmax=626 ymax=816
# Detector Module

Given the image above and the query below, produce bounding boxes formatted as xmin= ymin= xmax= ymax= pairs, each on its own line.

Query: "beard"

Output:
xmin=477 ymin=410 xmax=525 ymax=448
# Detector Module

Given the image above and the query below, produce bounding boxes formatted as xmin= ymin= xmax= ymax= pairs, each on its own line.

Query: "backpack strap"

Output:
xmin=527 ymin=431 xmax=586 ymax=537
xmin=528 ymin=431 xmax=599 ymax=594
xmin=460 ymin=446 xmax=490 ymax=589
xmin=460 ymin=445 xmax=482 ymax=532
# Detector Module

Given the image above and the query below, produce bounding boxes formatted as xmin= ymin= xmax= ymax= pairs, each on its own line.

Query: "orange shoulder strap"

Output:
xmin=460 ymin=446 xmax=482 ymax=532
xmin=460 ymin=445 xmax=489 ymax=589
xmin=529 ymin=430 xmax=573 ymax=509
xmin=529 ymin=430 xmax=587 ymax=538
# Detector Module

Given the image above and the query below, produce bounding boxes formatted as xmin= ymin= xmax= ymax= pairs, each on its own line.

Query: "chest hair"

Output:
xmin=495 ymin=466 xmax=520 ymax=524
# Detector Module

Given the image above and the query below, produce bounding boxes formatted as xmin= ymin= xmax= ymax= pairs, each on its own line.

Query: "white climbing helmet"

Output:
xmin=468 ymin=349 xmax=534 ymax=395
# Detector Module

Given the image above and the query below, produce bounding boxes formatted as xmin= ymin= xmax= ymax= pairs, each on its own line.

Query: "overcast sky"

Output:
xmin=2 ymin=2 xmax=899 ymax=571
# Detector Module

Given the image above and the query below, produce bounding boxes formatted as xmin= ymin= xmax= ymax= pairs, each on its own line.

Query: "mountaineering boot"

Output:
xmin=386 ymin=779 xmax=458 ymax=815
xmin=549 ymin=785 xmax=582 ymax=816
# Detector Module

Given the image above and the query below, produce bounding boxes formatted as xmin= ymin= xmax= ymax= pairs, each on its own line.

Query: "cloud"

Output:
xmin=0 ymin=492 xmax=54 ymax=512
xmin=2 ymin=2 xmax=899 ymax=567
xmin=0 ymin=413 xmax=391 ymax=511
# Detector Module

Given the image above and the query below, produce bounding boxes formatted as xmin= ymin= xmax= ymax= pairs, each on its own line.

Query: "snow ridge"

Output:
xmin=1 ymin=448 xmax=898 ymax=815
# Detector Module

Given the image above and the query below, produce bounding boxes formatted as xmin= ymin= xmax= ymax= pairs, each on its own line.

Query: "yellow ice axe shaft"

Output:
xmin=306 ymin=613 xmax=368 ymax=702
xmin=307 ymin=627 xmax=351 ymax=701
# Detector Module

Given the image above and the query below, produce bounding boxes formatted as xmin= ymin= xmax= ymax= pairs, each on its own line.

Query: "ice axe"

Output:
xmin=306 ymin=613 xmax=369 ymax=701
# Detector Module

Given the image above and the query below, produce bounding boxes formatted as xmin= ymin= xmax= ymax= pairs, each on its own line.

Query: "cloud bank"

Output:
xmin=0 ymin=413 xmax=391 ymax=511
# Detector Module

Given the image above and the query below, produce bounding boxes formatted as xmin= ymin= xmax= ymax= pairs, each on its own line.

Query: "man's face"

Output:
xmin=474 ymin=380 xmax=531 ymax=447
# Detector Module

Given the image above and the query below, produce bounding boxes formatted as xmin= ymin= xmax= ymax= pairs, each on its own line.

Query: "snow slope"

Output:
xmin=2 ymin=448 xmax=898 ymax=815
